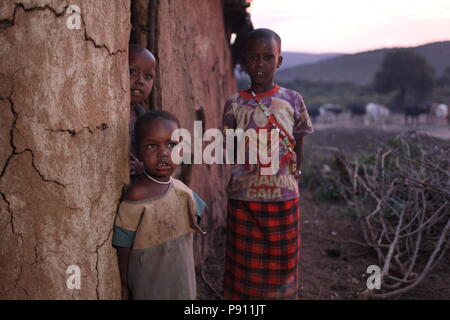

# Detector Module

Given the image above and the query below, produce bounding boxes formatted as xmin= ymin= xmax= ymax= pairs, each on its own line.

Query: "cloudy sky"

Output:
xmin=248 ymin=0 xmax=450 ymax=53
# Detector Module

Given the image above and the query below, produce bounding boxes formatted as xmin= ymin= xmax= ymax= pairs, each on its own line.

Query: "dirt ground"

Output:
xmin=197 ymin=120 xmax=450 ymax=300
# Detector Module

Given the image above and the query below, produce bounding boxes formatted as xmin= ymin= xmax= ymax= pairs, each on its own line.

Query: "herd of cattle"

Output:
xmin=310 ymin=102 xmax=450 ymax=126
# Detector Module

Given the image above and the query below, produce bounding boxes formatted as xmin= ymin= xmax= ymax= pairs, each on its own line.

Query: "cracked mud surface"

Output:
xmin=0 ymin=1 xmax=130 ymax=299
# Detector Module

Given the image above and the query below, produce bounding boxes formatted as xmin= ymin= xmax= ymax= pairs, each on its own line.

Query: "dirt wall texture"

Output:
xmin=132 ymin=0 xmax=236 ymax=266
xmin=0 ymin=1 xmax=130 ymax=299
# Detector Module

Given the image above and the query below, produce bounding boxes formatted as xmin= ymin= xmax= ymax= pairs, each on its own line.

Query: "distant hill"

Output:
xmin=276 ymin=41 xmax=450 ymax=85
xmin=279 ymin=52 xmax=342 ymax=70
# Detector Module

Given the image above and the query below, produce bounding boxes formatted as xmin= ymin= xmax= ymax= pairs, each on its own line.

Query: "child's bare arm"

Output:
xmin=117 ymin=247 xmax=131 ymax=299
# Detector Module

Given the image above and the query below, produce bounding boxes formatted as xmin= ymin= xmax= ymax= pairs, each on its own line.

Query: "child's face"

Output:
xmin=244 ymin=37 xmax=282 ymax=88
xmin=137 ymin=119 xmax=179 ymax=179
xmin=129 ymin=50 xmax=156 ymax=105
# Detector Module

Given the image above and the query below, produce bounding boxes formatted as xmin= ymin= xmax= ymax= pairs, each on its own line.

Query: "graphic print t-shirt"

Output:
xmin=222 ymin=85 xmax=313 ymax=202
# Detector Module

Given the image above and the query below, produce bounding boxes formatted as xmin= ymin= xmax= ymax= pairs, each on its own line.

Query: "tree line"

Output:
xmin=272 ymin=48 xmax=450 ymax=112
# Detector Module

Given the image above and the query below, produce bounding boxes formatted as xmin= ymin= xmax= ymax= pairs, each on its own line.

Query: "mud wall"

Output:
xmin=0 ymin=1 xmax=130 ymax=299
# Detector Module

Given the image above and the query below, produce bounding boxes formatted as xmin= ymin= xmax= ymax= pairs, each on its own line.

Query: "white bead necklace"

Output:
xmin=144 ymin=170 xmax=172 ymax=185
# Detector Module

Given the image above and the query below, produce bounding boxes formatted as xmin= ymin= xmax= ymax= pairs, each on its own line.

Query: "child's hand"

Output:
xmin=130 ymin=154 xmax=144 ymax=176
xmin=294 ymin=169 xmax=302 ymax=182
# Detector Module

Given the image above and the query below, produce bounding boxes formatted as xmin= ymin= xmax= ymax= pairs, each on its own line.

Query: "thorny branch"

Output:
xmin=330 ymin=135 xmax=450 ymax=299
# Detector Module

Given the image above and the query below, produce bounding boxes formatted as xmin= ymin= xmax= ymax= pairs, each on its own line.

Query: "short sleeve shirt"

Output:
xmin=112 ymin=179 xmax=206 ymax=299
xmin=222 ymin=85 xmax=313 ymax=202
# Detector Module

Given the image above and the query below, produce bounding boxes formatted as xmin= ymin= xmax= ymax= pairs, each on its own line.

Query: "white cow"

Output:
xmin=319 ymin=104 xmax=342 ymax=123
xmin=365 ymin=103 xmax=390 ymax=126
xmin=434 ymin=104 xmax=449 ymax=126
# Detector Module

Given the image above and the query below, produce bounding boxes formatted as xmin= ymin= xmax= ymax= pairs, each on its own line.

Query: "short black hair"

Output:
xmin=245 ymin=28 xmax=281 ymax=52
xmin=134 ymin=110 xmax=180 ymax=145
xmin=129 ymin=43 xmax=155 ymax=60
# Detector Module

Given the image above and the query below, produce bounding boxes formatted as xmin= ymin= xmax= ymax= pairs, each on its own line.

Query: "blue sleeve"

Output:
xmin=112 ymin=225 xmax=136 ymax=248
xmin=192 ymin=192 xmax=207 ymax=217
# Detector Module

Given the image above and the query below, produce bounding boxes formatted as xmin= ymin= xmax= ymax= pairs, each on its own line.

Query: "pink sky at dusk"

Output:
xmin=248 ymin=0 xmax=450 ymax=53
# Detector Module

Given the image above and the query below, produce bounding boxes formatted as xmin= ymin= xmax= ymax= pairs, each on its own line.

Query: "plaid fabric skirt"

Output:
xmin=223 ymin=198 xmax=300 ymax=299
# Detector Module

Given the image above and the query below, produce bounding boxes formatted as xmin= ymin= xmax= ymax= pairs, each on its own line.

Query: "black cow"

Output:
xmin=404 ymin=103 xmax=430 ymax=125
xmin=308 ymin=108 xmax=320 ymax=122
xmin=347 ymin=104 xmax=366 ymax=123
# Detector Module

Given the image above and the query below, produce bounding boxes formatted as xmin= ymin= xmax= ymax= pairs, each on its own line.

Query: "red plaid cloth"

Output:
xmin=223 ymin=198 xmax=300 ymax=299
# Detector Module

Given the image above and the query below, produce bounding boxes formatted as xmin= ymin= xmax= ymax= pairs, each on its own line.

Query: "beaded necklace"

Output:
xmin=249 ymin=90 xmax=295 ymax=154
xmin=249 ymin=89 xmax=299 ymax=174
xmin=144 ymin=170 xmax=172 ymax=185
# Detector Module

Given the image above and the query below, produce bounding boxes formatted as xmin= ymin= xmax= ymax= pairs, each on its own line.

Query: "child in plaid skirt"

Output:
xmin=222 ymin=28 xmax=313 ymax=299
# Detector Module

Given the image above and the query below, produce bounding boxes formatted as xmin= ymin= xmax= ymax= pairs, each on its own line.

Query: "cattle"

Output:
xmin=365 ymin=103 xmax=390 ymax=126
xmin=404 ymin=103 xmax=429 ymax=125
xmin=348 ymin=103 xmax=366 ymax=124
xmin=319 ymin=104 xmax=342 ymax=123
xmin=308 ymin=108 xmax=320 ymax=122
xmin=428 ymin=104 xmax=449 ymax=126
